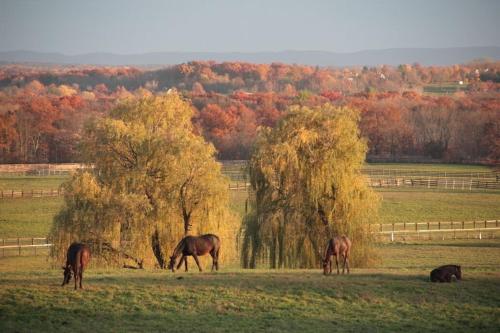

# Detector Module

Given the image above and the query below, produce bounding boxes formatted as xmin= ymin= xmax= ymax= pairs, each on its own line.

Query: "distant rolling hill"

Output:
xmin=0 ymin=47 xmax=499 ymax=66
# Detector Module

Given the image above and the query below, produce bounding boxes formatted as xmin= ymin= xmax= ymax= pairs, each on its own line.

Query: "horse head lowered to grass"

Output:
xmin=168 ymin=234 xmax=221 ymax=272
xmin=321 ymin=236 xmax=351 ymax=275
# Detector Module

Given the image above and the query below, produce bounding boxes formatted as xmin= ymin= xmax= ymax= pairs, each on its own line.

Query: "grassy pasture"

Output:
xmin=0 ymin=197 xmax=63 ymax=237
xmin=0 ymin=175 xmax=67 ymax=191
xmin=423 ymin=83 xmax=468 ymax=95
xmin=363 ymin=163 xmax=490 ymax=172
xmin=0 ymin=240 xmax=499 ymax=332
xmin=1 ymin=184 xmax=500 ymax=238
xmin=378 ymin=188 xmax=500 ymax=224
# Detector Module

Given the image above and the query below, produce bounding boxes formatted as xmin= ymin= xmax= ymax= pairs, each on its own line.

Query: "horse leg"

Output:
xmin=210 ymin=251 xmax=216 ymax=272
xmin=184 ymin=256 xmax=188 ymax=272
xmin=73 ymin=267 xmax=78 ymax=290
xmin=345 ymin=255 xmax=350 ymax=274
xmin=193 ymin=254 xmax=203 ymax=272
xmin=335 ymin=255 xmax=340 ymax=275
xmin=216 ymin=248 xmax=220 ymax=271
xmin=176 ymin=255 xmax=185 ymax=270
xmin=79 ymin=268 xmax=83 ymax=289
xmin=342 ymin=254 xmax=347 ymax=274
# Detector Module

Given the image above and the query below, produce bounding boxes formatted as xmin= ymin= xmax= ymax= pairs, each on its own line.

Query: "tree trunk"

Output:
xmin=151 ymin=228 xmax=166 ymax=269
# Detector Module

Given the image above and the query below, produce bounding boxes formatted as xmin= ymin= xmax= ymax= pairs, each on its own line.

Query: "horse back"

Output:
xmin=66 ymin=243 xmax=91 ymax=269
xmin=332 ymin=236 xmax=351 ymax=256
xmin=183 ymin=234 xmax=220 ymax=255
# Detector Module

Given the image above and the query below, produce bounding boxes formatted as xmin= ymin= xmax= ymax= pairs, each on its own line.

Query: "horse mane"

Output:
xmin=171 ymin=238 xmax=186 ymax=258
xmin=324 ymin=239 xmax=334 ymax=258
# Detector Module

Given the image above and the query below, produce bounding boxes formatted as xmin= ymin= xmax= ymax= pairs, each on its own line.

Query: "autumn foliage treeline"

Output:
xmin=0 ymin=61 xmax=499 ymax=163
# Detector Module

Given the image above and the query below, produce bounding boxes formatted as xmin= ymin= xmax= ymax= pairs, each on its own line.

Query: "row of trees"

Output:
xmin=241 ymin=105 xmax=378 ymax=268
xmin=2 ymin=61 xmax=498 ymax=94
xmin=51 ymin=93 xmax=377 ymax=269
xmin=1 ymin=62 xmax=499 ymax=164
xmin=50 ymin=93 xmax=238 ymax=268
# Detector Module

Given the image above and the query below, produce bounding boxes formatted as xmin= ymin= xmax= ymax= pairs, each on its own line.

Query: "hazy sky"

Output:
xmin=1 ymin=0 xmax=499 ymax=54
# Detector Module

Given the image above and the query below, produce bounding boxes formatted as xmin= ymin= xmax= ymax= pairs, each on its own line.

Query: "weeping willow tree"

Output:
xmin=50 ymin=93 xmax=237 ymax=268
xmin=241 ymin=104 xmax=379 ymax=268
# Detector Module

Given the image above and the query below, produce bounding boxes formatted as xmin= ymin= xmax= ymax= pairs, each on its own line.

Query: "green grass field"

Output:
xmin=363 ymin=163 xmax=491 ymax=172
xmin=0 ymin=175 xmax=68 ymax=191
xmin=1 ymin=182 xmax=499 ymax=238
xmin=378 ymin=189 xmax=500 ymax=223
xmin=0 ymin=240 xmax=498 ymax=332
xmin=0 ymin=197 xmax=63 ymax=237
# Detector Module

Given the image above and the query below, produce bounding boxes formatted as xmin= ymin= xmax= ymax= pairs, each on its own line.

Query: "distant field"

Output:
xmin=363 ymin=163 xmax=491 ymax=172
xmin=1 ymin=180 xmax=500 ymax=238
xmin=0 ymin=197 xmax=63 ymax=237
xmin=378 ymin=188 xmax=500 ymax=223
xmin=0 ymin=163 xmax=494 ymax=191
xmin=0 ymin=175 xmax=68 ymax=191
xmin=423 ymin=83 xmax=468 ymax=95
xmin=0 ymin=240 xmax=498 ymax=332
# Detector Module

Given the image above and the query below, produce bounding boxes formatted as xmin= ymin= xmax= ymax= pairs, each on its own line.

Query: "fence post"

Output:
xmin=18 ymin=238 xmax=21 ymax=256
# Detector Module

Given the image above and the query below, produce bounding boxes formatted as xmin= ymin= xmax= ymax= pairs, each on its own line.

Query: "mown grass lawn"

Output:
xmin=0 ymin=175 xmax=68 ymax=191
xmin=363 ymin=163 xmax=491 ymax=172
xmin=0 ymin=197 xmax=64 ymax=237
xmin=1 ymin=188 xmax=499 ymax=238
xmin=0 ymin=240 xmax=499 ymax=332
xmin=378 ymin=189 xmax=500 ymax=223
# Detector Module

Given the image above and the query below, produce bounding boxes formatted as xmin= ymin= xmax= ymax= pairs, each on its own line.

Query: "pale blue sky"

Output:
xmin=0 ymin=0 xmax=499 ymax=54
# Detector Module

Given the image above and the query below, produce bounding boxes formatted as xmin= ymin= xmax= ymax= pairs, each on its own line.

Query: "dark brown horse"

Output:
xmin=168 ymin=234 xmax=221 ymax=272
xmin=61 ymin=242 xmax=91 ymax=290
xmin=321 ymin=236 xmax=351 ymax=275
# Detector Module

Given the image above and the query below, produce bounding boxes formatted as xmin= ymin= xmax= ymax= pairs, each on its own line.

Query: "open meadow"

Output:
xmin=1 ymin=163 xmax=499 ymax=332
xmin=1 ymin=163 xmax=500 ymax=238
xmin=0 ymin=240 xmax=499 ymax=332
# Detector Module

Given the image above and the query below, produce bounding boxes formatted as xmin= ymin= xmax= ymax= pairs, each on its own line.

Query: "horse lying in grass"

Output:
xmin=61 ymin=242 xmax=91 ymax=290
xmin=430 ymin=265 xmax=462 ymax=282
xmin=321 ymin=236 xmax=351 ymax=275
xmin=168 ymin=234 xmax=221 ymax=272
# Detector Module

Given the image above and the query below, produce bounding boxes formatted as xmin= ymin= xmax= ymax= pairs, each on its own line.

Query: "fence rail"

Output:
xmin=371 ymin=219 xmax=500 ymax=242
xmin=0 ymin=189 xmax=64 ymax=199
xmin=0 ymin=237 xmax=52 ymax=256
xmin=2 ymin=220 xmax=499 ymax=257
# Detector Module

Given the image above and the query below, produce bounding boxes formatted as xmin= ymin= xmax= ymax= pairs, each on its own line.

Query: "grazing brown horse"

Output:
xmin=168 ymin=234 xmax=221 ymax=272
xmin=321 ymin=236 xmax=351 ymax=275
xmin=61 ymin=242 xmax=91 ymax=290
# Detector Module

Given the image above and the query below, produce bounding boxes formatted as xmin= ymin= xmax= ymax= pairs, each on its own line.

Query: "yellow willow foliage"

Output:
xmin=50 ymin=93 xmax=238 ymax=268
xmin=241 ymin=105 xmax=380 ymax=268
